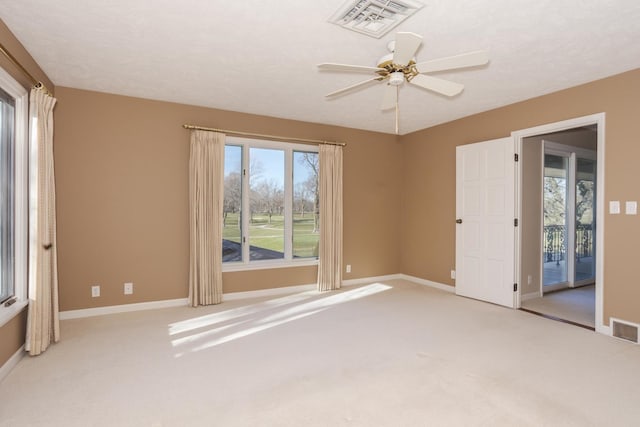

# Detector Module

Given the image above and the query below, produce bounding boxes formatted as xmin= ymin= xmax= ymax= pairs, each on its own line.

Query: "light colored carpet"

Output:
xmin=1 ymin=279 xmax=638 ymax=426
xmin=522 ymin=285 xmax=595 ymax=328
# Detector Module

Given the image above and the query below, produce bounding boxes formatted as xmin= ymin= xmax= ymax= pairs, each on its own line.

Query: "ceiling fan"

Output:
xmin=318 ymin=32 xmax=489 ymax=134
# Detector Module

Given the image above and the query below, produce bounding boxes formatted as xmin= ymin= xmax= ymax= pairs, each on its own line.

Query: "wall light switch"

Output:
xmin=609 ymin=201 xmax=620 ymax=214
xmin=626 ymin=201 xmax=637 ymax=215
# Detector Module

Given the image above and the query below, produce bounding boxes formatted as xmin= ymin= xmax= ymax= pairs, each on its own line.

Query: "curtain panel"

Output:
xmin=189 ymin=130 xmax=224 ymax=306
xmin=317 ymin=144 xmax=343 ymax=292
xmin=26 ymin=87 xmax=59 ymax=356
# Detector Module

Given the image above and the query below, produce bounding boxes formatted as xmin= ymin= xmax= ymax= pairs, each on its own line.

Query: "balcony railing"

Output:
xmin=544 ymin=224 xmax=593 ymax=264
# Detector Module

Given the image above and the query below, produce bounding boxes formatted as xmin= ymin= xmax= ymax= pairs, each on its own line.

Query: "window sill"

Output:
xmin=0 ymin=300 xmax=28 ymax=328
xmin=222 ymin=259 xmax=318 ymax=273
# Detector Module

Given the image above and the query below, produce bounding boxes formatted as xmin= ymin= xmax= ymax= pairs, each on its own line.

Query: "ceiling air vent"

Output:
xmin=329 ymin=0 xmax=424 ymax=39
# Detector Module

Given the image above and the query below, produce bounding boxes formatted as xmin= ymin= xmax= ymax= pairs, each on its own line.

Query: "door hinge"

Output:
xmin=514 ymin=153 xmax=519 ymax=162
xmin=514 ymin=218 xmax=518 ymax=227
xmin=513 ymin=283 xmax=518 ymax=292
xmin=243 ymin=168 xmax=246 ymax=176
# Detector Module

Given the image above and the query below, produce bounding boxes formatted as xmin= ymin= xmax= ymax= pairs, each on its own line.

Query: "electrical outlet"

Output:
xmin=346 ymin=264 xmax=351 ymax=273
xmin=451 ymin=270 xmax=456 ymax=279
xmin=527 ymin=275 xmax=532 ymax=285
xmin=91 ymin=285 xmax=100 ymax=298
xmin=124 ymin=282 xmax=133 ymax=295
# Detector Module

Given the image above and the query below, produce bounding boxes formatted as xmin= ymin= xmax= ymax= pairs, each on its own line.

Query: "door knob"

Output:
xmin=456 ymin=219 xmax=463 ymax=224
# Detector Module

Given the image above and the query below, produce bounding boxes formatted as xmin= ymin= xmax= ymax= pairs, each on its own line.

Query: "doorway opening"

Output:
xmin=513 ymin=114 xmax=604 ymax=332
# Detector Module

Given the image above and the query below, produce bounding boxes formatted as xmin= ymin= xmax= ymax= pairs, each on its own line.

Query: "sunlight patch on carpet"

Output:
xmin=170 ymin=283 xmax=391 ymax=356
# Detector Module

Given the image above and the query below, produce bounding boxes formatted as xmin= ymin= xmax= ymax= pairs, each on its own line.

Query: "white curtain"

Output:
xmin=317 ymin=144 xmax=343 ymax=292
xmin=189 ymin=130 xmax=224 ymax=306
xmin=26 ymin=87 xmax=59 ymax=356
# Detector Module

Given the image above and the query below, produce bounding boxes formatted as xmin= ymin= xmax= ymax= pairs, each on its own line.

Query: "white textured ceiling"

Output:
xmin=1 ymin=1 xmax=639 ymax=135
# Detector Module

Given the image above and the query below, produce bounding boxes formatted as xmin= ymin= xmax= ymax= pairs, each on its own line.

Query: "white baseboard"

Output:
xmin=399 ymin=274 xmax=455 ymax=293
xmin=223 ymin=283 xmax=317 ymax=301
xmin=60 ymin=298 xmax=189 ymax=320
xmin=0 ymin=345 xmax=25 ymax=384
xmin=597 ymin=324 xmax=612 ymax=336
xmin=521 ymin=291 xmax=542 ymax=302
xmin=60 ymin=283 xmax=320 ymax=319
xmin=225 ymin=274 xmax=404 ymax=300
xmin=342 ymin=274 xmax=402 ymax=287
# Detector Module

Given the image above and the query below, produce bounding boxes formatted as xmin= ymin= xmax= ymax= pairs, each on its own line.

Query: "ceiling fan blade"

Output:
xmin=393 ymin=32 xmax=423 ymax=66
xmin=325 ymin=77 xmax=381 ymax=98
xmin=409 ymin=74 xmax=464 ymax=97
xmin=318 ymin=63 xmax=385 ymax=73
xmin=415 ymin=50 xmax=489 ymax=73
xmin=380 ymin=84 xmax=397 ymax=111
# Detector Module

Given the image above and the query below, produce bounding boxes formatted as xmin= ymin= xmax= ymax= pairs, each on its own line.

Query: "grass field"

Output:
xmin=223 ymin=212 xmax=319 ymax=258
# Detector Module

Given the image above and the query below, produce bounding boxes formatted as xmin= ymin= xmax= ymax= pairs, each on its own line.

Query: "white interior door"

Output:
xmin=455 ymin=137 xmax=516 ymax=308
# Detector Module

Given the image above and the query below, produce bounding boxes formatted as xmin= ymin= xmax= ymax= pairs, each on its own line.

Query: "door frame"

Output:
xmin=512 ymin=113 xmax=606 ymax=334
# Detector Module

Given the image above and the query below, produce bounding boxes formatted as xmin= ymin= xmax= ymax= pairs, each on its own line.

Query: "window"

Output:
xmin=0 ymin=66 xmax=29 ymax=326
xmin=0 ymin=87 xmax=16 ymax=304
xmin=223 ymin=137 xmax=319 ymax=269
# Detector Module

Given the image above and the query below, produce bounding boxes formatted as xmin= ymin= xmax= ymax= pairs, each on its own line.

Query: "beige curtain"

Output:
xmin=189 ymin=130 xmax=224 ymax=306
xmin=26 ymin=87 xmax=59 ymax=356
xmin=317 ymin=144 xmax=343 ymax=291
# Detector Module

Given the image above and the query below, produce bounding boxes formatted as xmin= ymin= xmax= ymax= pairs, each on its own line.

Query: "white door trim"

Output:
xmin=511 ymin=113 xmax=607 ymax=334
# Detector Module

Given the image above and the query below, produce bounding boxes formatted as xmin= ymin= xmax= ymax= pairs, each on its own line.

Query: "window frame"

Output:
xmin=222 ymin=136 xmax=319 ymax=272
xmin=0 ymin=66 xmax=29 ymax=327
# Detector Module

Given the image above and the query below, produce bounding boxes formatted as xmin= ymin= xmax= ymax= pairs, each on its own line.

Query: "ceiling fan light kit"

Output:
xmin=318 ymin=31 xmax=489 ymax=134
xmin=388 ymin=71 xmax=405 ymax=86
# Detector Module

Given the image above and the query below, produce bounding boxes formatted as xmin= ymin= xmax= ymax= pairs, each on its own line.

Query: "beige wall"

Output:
xmin=533 ymin=127 xmax=597 ymax=151
xmin=0 ymin=309 xmax=27 ymax=365
xmin=401 ymin=68 xmax=640 ymax=326
xmin=520 ymin=139 xmax=542 ymax=296
xmin=54 ymin=87 xmax=402 ymax=311
xmin=0 ymin=20 xmax=54 ymax=368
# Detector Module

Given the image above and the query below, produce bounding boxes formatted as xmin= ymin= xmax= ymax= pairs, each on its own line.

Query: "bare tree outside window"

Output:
xmin=222 ymin=145 xmax=242 ymax=261
xmin=293 ymin=151 xmax=319 ymax=258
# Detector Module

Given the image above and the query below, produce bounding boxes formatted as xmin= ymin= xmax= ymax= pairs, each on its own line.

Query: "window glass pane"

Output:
xmin=249 ymin=148 xmax=284 ymax=260
xmin=543 ymin=154 xmax=568 ymax=286
xmin=293 ymin=151 xmax=319 ymax=258
xmin=223 ymin=145 xmax=242 ymax=262
xmin=575 ymin=157 xmax=596 ymax=281
xmin=0 ymin=88 xmax=15 ymax=302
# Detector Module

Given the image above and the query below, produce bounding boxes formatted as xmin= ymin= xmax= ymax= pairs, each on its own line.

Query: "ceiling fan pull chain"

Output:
xmin=395 ymin=87 xmax=399 ymax=135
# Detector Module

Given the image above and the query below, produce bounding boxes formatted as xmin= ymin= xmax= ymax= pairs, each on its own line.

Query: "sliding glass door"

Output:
xmin=575 ymin=158 xmax=596 ymax=284
xmin=542 ymin=142 xmax=596 ymax=292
